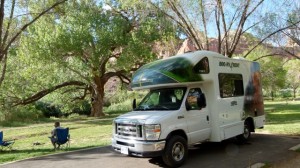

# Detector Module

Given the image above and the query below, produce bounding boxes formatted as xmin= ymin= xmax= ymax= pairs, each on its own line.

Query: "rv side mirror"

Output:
xmin=132 ymin=99 xmax=137 ymax=109
xmin=197 ymin=93 xmax=207 ymax=108
xmin=185 ymin=101 xmax=191 ymax=111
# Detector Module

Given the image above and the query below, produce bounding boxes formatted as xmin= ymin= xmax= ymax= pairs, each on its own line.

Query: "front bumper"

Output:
xmin=111 ymin=137 xmax=165 ymax=157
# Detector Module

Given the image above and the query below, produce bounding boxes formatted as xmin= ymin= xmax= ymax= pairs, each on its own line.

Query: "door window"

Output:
xmin=186 ymin=88 xmax=206 ymax=110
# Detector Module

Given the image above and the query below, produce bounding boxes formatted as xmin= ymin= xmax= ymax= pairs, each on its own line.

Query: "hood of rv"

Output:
xmin=115 ymin=110 xmax=171 ymax=124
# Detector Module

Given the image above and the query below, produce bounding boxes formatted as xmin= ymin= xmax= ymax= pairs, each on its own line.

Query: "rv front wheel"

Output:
xmin=237 ymin=122 xmax=251 ymax=143
xmin=162 ymin=135 xmax=187 ymax=167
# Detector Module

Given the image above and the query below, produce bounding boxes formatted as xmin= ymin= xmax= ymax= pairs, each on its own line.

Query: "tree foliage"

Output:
xmin=245 ymin=46 xmax=286 ymax=99
xmin=2 ymin=0 xmax=300 ymax=119
xmin=283 ymin=59 xmax=300 ymax=98
xmin=253 ymin=1 xmax=300 ymax=59
xmin=0 ymin=0 xmax=67 ymax=87
xmin=15 ymin=0 xmax=176 ymax=116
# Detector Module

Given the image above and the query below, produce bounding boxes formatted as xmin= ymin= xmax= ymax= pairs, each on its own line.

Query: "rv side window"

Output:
xmin=218 ymin=73 xmax=244 ymax=98
xmin=194 ymin=57 xmax=209 ymax=74
xmin=186 ymin=88 xmax=206 ymax=110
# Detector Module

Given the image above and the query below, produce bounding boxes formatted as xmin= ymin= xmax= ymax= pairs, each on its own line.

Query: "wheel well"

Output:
xmin=245 ymin=117 xmax=255 ymax=132
xmin=166 ymin=130 xmax=187 ymax=141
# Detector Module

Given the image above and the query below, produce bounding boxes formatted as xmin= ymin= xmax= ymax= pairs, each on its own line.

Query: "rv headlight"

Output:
xmin=144 ymin=124 xmax=161 ymax=140
xmin=112 ymin=120 xmax=116 ymax=135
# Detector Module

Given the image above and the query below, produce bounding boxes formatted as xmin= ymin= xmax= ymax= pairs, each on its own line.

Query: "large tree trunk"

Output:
xmin=91 ymin=90 xmax=105 ymax=117
xmin=90 ymin=76 xmax=106 ymax=117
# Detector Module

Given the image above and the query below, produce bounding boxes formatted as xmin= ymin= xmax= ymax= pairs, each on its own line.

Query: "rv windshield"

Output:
xmin=135 ymin=87 xmax=186 ymax=111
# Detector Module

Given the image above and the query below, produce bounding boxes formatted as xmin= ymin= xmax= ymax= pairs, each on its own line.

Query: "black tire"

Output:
xmin=237 ymin=121 xmax=251 ymax=143
xmin=162 ymin=135 xmax=188 ymax=168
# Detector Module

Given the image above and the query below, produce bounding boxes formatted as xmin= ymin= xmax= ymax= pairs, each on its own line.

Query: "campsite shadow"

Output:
xmin=148 ymin=138 xmax=243 ymax=167
xmin=148 ymin=133 xmax=300 ymax=168
xmin=23 ymin=146 xmax=124 ymax=162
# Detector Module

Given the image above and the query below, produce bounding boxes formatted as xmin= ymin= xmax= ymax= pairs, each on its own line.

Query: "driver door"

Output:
xmin=185 ymin=88 xmax=211 ymax=144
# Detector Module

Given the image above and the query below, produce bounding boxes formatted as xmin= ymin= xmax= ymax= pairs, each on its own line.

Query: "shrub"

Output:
xmin=104 ymin=99 xmax=132 ymax=114
xmin=71 ymin=100 xmax=91 ymax=116
xmin=35 ymin=101 xmax=62 ymax=118
xmin=279 ymin=89 xmax=293 ymax=98
xmin=0 ymin=105 xmax=45 ymax=126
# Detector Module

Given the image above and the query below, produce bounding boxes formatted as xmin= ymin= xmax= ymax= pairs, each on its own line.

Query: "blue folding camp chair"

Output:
xmin=55 ymin=127 xmax=70 ymax=149
xmin=0 ymin=131 xmax=15 ymax=150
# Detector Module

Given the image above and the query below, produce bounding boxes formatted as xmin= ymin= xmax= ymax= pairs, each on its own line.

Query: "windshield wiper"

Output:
xmin=150 ymin=105 xmax=171 ymax=110
xmin=134 ymin=104 xmax=172 ymax=111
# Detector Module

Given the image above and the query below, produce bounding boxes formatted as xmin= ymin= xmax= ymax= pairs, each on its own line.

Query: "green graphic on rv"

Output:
xmin=131 ymin=57 xmax=207 ymax=88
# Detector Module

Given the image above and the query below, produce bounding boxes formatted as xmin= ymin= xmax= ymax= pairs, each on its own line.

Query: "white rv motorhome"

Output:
xmin=112 ymin=50 xmax=265 ymax=167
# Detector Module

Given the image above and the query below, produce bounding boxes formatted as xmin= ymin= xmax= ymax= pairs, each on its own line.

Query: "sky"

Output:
xmin=205 ymin=0 xmax=298 ymax=38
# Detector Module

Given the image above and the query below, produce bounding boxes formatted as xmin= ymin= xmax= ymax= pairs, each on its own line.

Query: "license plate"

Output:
xmin=121 ymin=146 xmax=129 ymax=155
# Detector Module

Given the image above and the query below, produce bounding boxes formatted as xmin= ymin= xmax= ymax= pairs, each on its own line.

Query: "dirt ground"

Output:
xmin=271 ymin=153 xmax=300 ymax=168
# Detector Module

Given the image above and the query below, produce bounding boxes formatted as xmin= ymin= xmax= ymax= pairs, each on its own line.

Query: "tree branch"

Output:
xmin=2 ymin=0 xmax=68 ymax=61
xmin=0 ymin=52 xmax=7 ymax=87
xmin=229 ymin=0 xmax=265 ymax=57
xmin=218 ymin=0 xmax=230 ymax=55
xmin=13 ymin=12 xmax=56 ymax=18
xmin=99 ymin=55 xmax=110 ymax=77
xmin=279 ymin=47 xmax=300 ymax=60
xmin=241 ymin=19 xmax=264 ymax=35
xmin=71 ymin=85 xmax=89 ymax=102
xmin=1 ymin=0 xmax=15 ymax=50
xmin=215 ymin=5 xmax=222 ymax=53
xmin=244 ymin=20 xmax=300 ymax=58
xmin=0 ymin=0 xmax=5 ymax=49
xmin=150 ymin=2 xmax=192 ymax=40
xmin=217 ymin=2 xmax=241 ymax=54
xmin=14 ymin=80 xmax=86 ymax=106
xmin=65 ymin=66 xmax=90 ymax=82
xmin=245 ymin=0 xmax=264 ymax=18
xmin=62 ymin=86 xmax=87 ymax=94
xmin=166 ymin=0 xmax=203 ymax=49
xmin=228 ymin=0 xmax=251 ymax=56
xmin=118 ymin=74 xmax=131 ymax=85
xmin=252 ymin=53 xmax=287 ymax=61
xmin=111 ymin=7 xmax=136 ymax=34
xmin=199 ymin=0 xmax=209 ymax=50
xmin=281 ymin=30 xmax=300 ymax=46
xmin=103 ymin=70 xmax=124 ymax=81
xmin=176 ymin=0 xmax=203 ymax=49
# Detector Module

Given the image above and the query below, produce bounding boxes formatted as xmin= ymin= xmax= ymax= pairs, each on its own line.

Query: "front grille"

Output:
xmin=116 ymin=123 xmax=143 ymax=139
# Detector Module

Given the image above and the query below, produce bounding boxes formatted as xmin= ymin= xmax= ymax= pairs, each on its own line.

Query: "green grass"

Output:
xmin=256 ymin=100 xmax=300 ymax=136
xmin=0 ymin=118 xmax=113 ymax=164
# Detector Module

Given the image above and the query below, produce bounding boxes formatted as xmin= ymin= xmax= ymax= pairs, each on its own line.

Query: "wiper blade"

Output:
xmin=134 ymin=108 xmax=145 ymax=111
xmin=134 ymin=105 xmax=172 ymax=111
